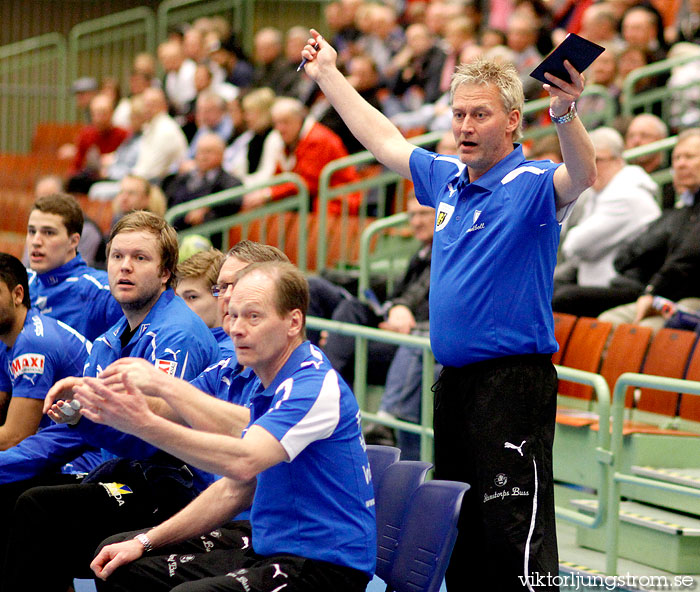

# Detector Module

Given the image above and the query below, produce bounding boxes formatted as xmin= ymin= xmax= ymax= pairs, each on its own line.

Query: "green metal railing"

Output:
xmin=605 ymin=373 xmax=700 ymax=575
xmin=164 ymin=173 xmax=309 ymax=270
xmin=622 ymin=53 xmax=700 ymax=119
xmin=315 ymin=130 xmax=442 ymax=273
xmin=68 ymin=7 xmax=156 ymax=121
xmin=0 ymin=33 xmax=67 ymax=152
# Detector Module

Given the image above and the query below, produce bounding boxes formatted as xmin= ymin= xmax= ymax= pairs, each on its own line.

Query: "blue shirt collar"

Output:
xmin=251 ymin=341 xmax=314 ymax=400
xmin=36 ymin=254 xmax=87 ymax=287
xmin=456 ymin=144 xmax=525 ymax=192
xmin=105 ymin=288 xmax=175 ymax=348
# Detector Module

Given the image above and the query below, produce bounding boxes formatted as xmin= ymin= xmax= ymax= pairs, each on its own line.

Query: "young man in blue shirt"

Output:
xmin=299 ymin=32 xmax=596 ymax=590
xmin=0 ymin=212 xmax=220 ymax=592
xmin=79 ymin=261 xmax=376 ymax=592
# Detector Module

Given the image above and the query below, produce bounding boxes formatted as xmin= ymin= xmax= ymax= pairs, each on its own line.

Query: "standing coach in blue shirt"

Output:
xmin=300 ymin=31 xmax=596 ymax=591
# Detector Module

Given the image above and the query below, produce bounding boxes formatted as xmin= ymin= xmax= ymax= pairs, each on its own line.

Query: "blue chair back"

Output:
xmin=386 ymin=480 xmax=468 ymax=592
xmin=366 ymin=444 xmax=401 ymax=496
xmin=375 ymin=460 xmax=432 ymax=582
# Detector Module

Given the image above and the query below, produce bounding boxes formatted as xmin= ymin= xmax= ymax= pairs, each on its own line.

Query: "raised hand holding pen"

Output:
xmin=299 ymin=29 xmax=336 ymax=81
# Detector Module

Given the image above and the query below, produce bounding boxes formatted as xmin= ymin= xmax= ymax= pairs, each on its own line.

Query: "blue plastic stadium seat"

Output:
xmin=384 ymin=480 xmax=468 ymax=592
xmin=375 ymin=460 xmax=433 ymax=582
xmin=366 ymin=444 xmax=401 ymax=495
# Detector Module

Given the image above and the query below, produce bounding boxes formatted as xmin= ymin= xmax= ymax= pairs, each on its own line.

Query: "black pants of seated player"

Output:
xmin=1 ymin=468 xmax=199 ymax=591
xmin=433 ymin=354 xmax=559 ymax=592
xmin=322 ymin=298 xmax=397 ymax=387
xmin=0 ymin=471 xmax=84 ymax=574
xmin=95 ymin=521 xmax=369 ymax=592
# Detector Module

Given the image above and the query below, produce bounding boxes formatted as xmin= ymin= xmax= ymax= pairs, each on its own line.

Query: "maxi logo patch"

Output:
xmin=435 ymin=202 xmax=455 ymax=232
xmin=156 ymin=359 xmax=178 ymax=376
xmin=10 ymin=353 xmax=45 ymax=379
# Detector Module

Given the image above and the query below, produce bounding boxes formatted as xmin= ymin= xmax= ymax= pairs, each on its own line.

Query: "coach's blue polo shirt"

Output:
xmin=410 ymin=144 xmax=567 ymax=368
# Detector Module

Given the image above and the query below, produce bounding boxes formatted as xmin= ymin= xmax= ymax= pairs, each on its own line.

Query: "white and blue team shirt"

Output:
xmin=0 ymin=289 xmax=220 ymax=488
xmin=210 ymin=326 xmax=235 ymax=360
xmin=5 ymin=308 xmax=91 ymax=430
xmin=27 ymin=254 xmax=122 ymax=341
xmin=410 ymin=145 xmax=565 ymax=368
xmin=247 ymin=342 xmax=376 ymax=578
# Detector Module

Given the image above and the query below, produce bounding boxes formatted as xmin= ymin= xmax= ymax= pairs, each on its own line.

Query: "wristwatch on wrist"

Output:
xmin=550 ymin=102 xmax=577 ymax=124
xmin=134 ymin=532 xmax=154 ymax=553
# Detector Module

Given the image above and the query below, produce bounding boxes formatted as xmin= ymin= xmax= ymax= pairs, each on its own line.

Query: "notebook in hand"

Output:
xmin=529 ymin=33 xmax=605 ymax=85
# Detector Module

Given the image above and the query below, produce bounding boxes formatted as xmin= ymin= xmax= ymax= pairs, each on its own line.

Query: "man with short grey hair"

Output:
xmin=553 ymin=127 xmax=661 ymax=315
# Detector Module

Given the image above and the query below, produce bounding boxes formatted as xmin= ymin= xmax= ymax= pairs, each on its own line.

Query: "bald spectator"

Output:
xmin=132 ymin=87 xmax=188 ymax=181
xmin=243 ymin=97 xmax=360 ymax=214
xmin=166 ymin=133 xmax=242 ymax=239
xmin=66 ymin=94 xmax=128 ymax=194
xmin=624 ymin=113 xmax=673 ymax=208
xmin=251 ymin=27 xmax=287 ymax=90
xmin=158 ymin=40 xmax=197 ymax=115
xmin=553 ymin=128 xmax=661 ymax=315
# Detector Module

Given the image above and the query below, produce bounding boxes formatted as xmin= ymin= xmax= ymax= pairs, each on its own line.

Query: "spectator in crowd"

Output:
xmin=166 ymin=133 xmax=242 ymax=237
xmin=385 ymin=23 xmax=447 ymax=111
xmin=598 ymin=128 xmax=700 ymax=329
xmin=674 ymin=0 xmax=700 ymax=44
xmin=576 ymin=46 xmax=621 ymax=127
xmin=70 ymin=76 xmax=99 ymax=122
xmin=66 ymin=94 xmax=128 ymax=194
xmin=667 ymin=41 xmax=700 ymax=132
xmin=131 ymin=87 xmax=188 ymax=182
xmin=175 ymin=247 xmax=234 ymax=359
xmin=24 ymin=193 xmax=122 ymax=341
xmin=578 ymin=2 xmax=625 ymax=52
xmin=183 ymin=91 xmax=235 ymax=161
xmin=506 ymin=12 xmax=543 ymax=100
xmin=112 ymin=68 xmax=154 ymax=129
xmin=274 ymin=26 xmax=317 ymax=100
xmin=0 ymin=211 xmax=221 ymax=592
xmin=553 ymin=127 xmax=661 ymax=316
xmin=88 ymin=94 xmax=149 ymax=202
xmin=439 ymin=16 xmax=478 ymax=95
xmin=242 ymin=97 xmax=360 ymax=214
xmin=359 ymin=4 xmax=405 ymax=78
xmin=324 ymin=0 xmax=361 ymax=68
xmin=309 ymin=54 xmax=385 ymax=154
xmin=158 ymin=40 xmax=197 ymax=116
xmin=208 ymin=36 xmax=254 ymax=90
xmin=621 ymin=4 xmax=668 ymax=63
xmin=77 ymin=261 xmax=375 ymax=592
xmin=251 ymin=27 xmax=288 ymax=90
xmin=624 ymin=112 xmax=675 ymax=207
xmin=0 ymin=253 xmax=91 ymax=450
xmin=224 ymin=87 xmax=284 ymax=186
xmin=111 ymin=174 xmax=167 ymax=230
xmin=318 ymin=194 xmax=433 ymax=388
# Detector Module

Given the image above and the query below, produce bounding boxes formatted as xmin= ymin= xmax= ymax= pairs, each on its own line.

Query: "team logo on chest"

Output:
xmin=467 ymin=209 xmax=486 ymax=233
xmin=435 ymin=202 xmax=455 ymax=232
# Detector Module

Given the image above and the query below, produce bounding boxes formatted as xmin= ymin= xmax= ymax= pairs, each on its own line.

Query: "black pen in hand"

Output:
xmin=297 ymin=42 xmax=320 ymax=72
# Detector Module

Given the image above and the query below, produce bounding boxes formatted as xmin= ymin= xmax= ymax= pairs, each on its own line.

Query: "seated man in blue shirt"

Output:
xmin=79 ymin=261 xmax=376 ymax=592
xmin=0 ymin=212 xmax=220 ymax=592
xmin=0 ymin=253 xmax=91 ymax=450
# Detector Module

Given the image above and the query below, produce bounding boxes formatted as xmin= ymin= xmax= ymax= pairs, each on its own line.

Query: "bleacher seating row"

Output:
xmin=553 ymin=312 xmax=700 ymax=429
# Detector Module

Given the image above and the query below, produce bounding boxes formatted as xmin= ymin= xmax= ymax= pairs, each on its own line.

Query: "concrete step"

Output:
xmin=621 ymin=466 xmax=700 ymax=515
xmin=571 ymin=499 xmax=700 ymax=573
